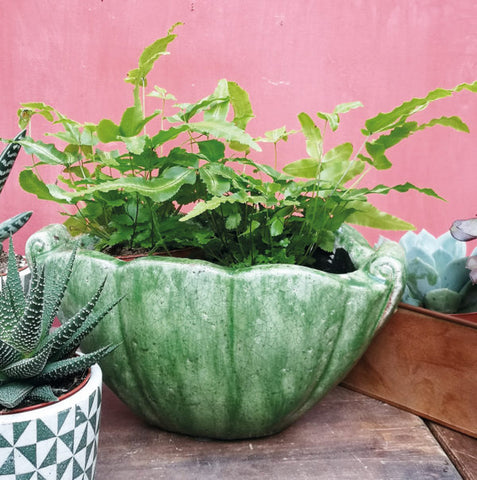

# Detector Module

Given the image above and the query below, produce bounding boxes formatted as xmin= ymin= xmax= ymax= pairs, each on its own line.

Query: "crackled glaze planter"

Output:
xmin=0 ymin=363 xmax=103 ymax=479
xmin=26 ymin=223 xmax=405 ymax=440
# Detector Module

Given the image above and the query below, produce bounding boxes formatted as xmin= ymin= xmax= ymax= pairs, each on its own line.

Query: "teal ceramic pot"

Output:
xmin=0 ymin=364 xmax=103 ymax=480
xmin=26 ymin=224 xmax=405 ymax=440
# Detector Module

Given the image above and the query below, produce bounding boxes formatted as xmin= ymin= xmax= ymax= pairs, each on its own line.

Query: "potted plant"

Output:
xmin=0 ymin=130 xmax=32 ymax=288
xmin=344 ymin=230 xmax=477 ymax=438
xmin=0 ymin=238 xmax=121 ymax=478
xmin=16 ymin=25 xmax=477 ymax=439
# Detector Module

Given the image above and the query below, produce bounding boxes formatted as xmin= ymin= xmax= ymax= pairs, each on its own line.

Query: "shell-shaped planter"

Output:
xmin=26 ymin=224 xmax=405 ymax=440
xmin=0 ymin=363 xmax=103 ymax=479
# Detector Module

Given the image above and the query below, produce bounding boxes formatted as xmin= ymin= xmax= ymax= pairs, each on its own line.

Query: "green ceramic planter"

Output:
xmin=26 ymin=224 xmax=405 ymax=440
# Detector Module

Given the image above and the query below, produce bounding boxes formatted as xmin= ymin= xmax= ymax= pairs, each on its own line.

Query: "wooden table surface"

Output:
xmin=95 ymin=385 xmax=475 ymax=480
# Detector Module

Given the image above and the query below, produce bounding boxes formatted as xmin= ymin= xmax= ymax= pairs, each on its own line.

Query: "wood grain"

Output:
xmin=344 ymin=304 xmax=477 ymax=438
xmin=95 ymin=385 xmax=461 ymax=479
xmin=428 ymin=422 xmax=477 ymax=480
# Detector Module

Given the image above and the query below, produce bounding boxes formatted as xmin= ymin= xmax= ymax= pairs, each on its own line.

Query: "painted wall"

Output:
xmin=2 ymin=0 xmax=477 ymax=251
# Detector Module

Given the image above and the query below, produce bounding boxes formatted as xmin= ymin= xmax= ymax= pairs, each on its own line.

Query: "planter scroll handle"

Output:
xmin=363 ymin=239 xmax=406 ymax=329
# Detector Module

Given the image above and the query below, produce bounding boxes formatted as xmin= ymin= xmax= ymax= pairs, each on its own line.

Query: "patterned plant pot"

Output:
xmin=0 ymin=363 xmax=103 ymax=479
xmin=26 ymin=224 xmax=405 ymax=440
xmin=0 ymin=267 xmax=31 ymax=296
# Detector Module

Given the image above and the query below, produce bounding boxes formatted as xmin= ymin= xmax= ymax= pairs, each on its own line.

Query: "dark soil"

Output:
xmin=310 ymin=247 xmax=356 ymax=273
xmin=0 ymin=370 xmax=89 ymax=414
xmin=0 ymin=251 xmax=28 ymax=276
xmin=108 ymin=244 xmax=356 ymax=274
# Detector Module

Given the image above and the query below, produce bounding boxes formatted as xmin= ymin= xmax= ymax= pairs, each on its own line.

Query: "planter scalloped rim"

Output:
xmin=26 ymin=223 xmax=405 ymax=440
xmin=0 ymin=363 xmax=103 ymax=479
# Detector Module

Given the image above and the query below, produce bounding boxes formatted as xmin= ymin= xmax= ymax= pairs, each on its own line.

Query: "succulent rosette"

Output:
xmin=399 ymin=229 xmax=477 ymax=313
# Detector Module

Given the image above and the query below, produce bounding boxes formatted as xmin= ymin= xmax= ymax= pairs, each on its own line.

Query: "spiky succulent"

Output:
xmin=0 ymin=131 xmax=32 ymax=247
xmin=0 ymin=238 xmax=120 ymax=410
xmin=399 ymin=229 xmax=477 ymax=313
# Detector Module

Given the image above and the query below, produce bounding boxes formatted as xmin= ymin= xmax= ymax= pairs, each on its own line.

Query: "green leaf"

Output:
xmin=181 ymin=196 xmax=236 ymax=221
xmin=225 ymin=212 xmax=241 ymax=230
xmin=199 ymin=163 xmax=231 ymax=195
xmin=455 ymin=80 xmax=477 ymax=93
xmin=364 ymin=142 xmax=392 ymax=170
xmin=96 ymin=119 xmax=121 ymax=143
xmin=198 ymin=140 xmax=226 ymax=162
xmin=316 ymin=111 xmax=340 ymax=131
xmin=147 ymin=86 xmax=176 ymax=101
xmin=258 ymin=126 xmax=288 ymax=143
xmin=269 ymin=215 xmax=285 ymax=236
xmin=19 ymin=139 xmax=68 ymax=165
xmin=179 ymin=97 xmax=229 ymax=123
xmin=119 ymin=106 xmax=161 ymax=137
xmin=367 ymin=182 xmax=445 ymax=200
xmin=364 ymin=87 xmax=454 ymax=134
xmin=151 ymin=125 xmax=188 ymax=147
xmin=188 ymin=120 xmax=261 ymax=151
xmin=320 ymin=159 xmax=365 ymax=184
xmin=298 ymin=112 xmax=322 ymax=159
xmin=227 ymin=81 xmax=255 ymax=130
xmin=333 ymin=101 xmax=363 ymax=114
xmin=417 ymin=116 xmax=469 ymax=133
xmin=203 ymin=79 xmax=230 ymax=122
xmin=57 ymin=168 xmax=197 ymax=203
xmin=19 ymin=170 xmax=68 ymax=203
xmin=165 ymin=147 xmax=200 ymax=168
xmin=120 ymin=135 xmax=146 ymax=155
xmin=323 ymin=143 xmax=353 ymax=163
xmin=345 ymin=201 xmax=415 ymax=230
xmin=125 ymin=23 xmax=181 ymax=86
xmin=283 ymin=158 xmax=319 ymax=178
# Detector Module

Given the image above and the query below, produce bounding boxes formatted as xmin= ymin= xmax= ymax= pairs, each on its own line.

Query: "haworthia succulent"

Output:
xmin=0 ymin=239 xmax=120 ymax=409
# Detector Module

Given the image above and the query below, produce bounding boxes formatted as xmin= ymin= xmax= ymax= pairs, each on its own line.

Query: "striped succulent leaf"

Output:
xmin=0 ymin=240 xmax=120 ymax=410
xmin=0 ymin=130 xmax=26 ymax=194
xmin=0 ymin=131 xmax=33 ymax=246
xmin=0 ymin=211 xmax=33 ymax=243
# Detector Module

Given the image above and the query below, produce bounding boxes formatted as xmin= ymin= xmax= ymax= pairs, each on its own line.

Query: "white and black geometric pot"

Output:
xmin=0 ymin=363 xmax=103 ymax=480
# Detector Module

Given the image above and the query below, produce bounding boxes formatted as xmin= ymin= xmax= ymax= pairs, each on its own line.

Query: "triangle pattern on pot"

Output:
xmin=0 ymin=386 xmax=101 ymax=479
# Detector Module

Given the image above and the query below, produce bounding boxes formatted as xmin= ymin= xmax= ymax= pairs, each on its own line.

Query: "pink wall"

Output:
xmin=2 ymin=0 xmax=477 ymax=252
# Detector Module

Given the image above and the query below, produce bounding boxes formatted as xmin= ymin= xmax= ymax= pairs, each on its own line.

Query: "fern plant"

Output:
xmin=0 ymin=130 xmax=32 ymax=246
xmin=0 ymin=238 xmax=120 ymax=410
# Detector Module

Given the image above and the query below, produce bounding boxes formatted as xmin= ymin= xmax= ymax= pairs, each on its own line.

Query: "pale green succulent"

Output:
xmin=399 ymin=229 xmax=477 ymax=313
xmin=0 ymin=131 xmax=32 ymax=246
xmin=0 ymin=238 xmax=120 ymax=409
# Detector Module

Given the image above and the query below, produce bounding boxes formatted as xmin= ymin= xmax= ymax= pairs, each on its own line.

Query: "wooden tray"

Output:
xmin=343 ymin=303 xmax=477 ymax=438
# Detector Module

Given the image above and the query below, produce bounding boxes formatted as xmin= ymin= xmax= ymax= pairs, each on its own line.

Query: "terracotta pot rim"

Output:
xmin=0 ymin=264 xmax=30 ymax=276
xmin=0 ymin=368 xmax=91 ymax=416
xmin=117 ymin=247 xmax=203 ymax=262
xmin=399 ymin=302 xmax=477 ymax=329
